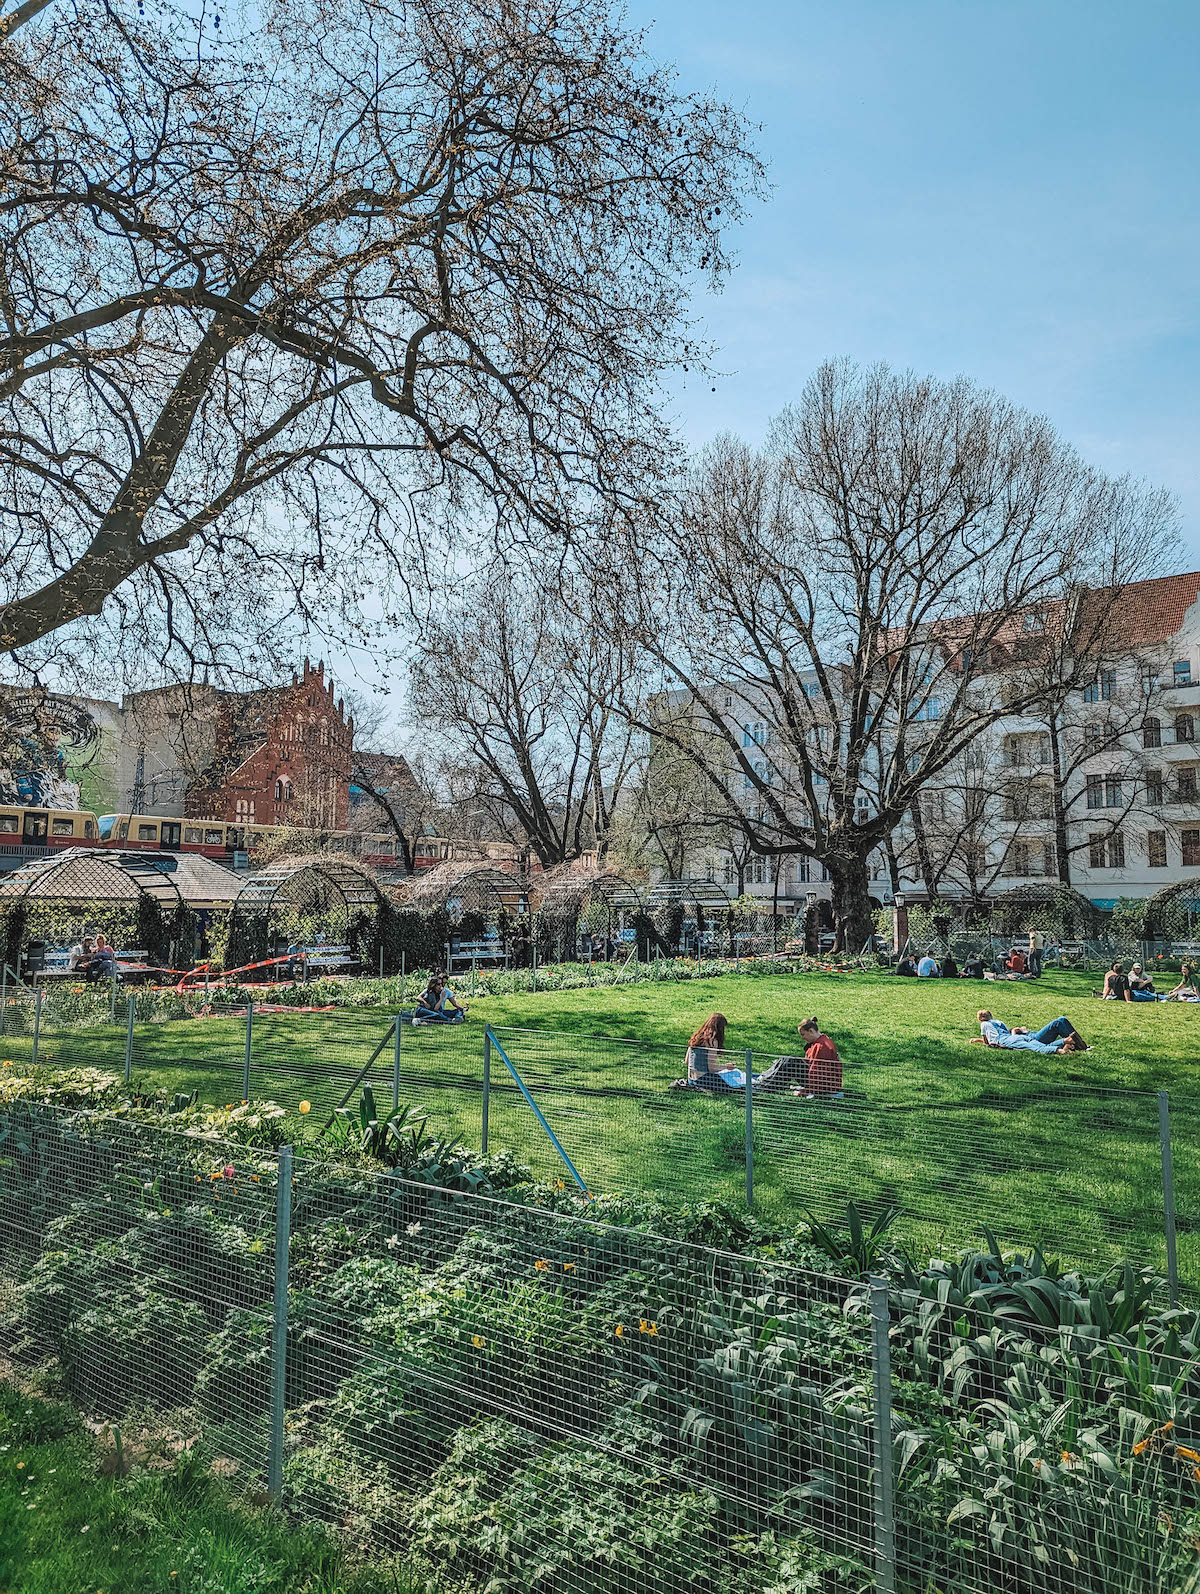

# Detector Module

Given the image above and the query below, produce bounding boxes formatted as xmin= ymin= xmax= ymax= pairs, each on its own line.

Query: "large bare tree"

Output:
xmin=601 ymin=362 xmax=1178 ymax=949
xmin=0 ymin=0 xmax=760 ymax=678
xmin=409 ymin=565 xmax=640 ymax=867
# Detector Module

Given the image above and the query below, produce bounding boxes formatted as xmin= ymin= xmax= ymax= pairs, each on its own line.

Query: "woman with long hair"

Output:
xmin=686 ymin=1012 xmax=728 ymax=1083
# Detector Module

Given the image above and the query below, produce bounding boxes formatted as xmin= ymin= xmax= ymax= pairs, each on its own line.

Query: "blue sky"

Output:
xmin=638 ymin=0 xmax=1200 ymax=555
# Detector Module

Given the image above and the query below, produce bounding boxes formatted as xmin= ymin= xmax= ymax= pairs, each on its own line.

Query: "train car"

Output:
xmin=0 ymin=809 xmax=99 ymax=860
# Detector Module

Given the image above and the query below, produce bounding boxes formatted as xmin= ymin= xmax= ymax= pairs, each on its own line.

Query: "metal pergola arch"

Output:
xmin=227 ymin=854 xmax=387 ymax=964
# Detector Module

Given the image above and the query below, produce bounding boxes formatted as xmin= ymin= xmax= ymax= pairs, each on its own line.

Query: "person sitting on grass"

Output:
xmin=895 ymin=955 xmax=917 ymax=976
xmin=791 ymin=1016 xmax=844 ymax=1098
xmin=940 ymin=953 xmax=959 ymax=978
xmin=917 ymin=952 xmax=939 ymax=977
xmin=1127 ymin=964 xmax=1159 ymax=1000
xmin=960 ymin=953 xmax=985 ymax=979
xmin=974 ymin=1009 xmax=1089 ymax=1053
xmin=414 ymin=975 xmax=467 ymax=1024
xmin=685 ymin=1012 xmax=729 ymax=1085
xmin=1166 ymin=962 xmax=1200 ymax=1000
xmin=1102 ymin=961 xmax=1130 ymax=1001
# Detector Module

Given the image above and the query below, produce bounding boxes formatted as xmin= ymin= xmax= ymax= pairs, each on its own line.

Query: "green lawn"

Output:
xmin=0 ymin=1384 xmax=412 ymax=1594
xmin=7 ymin=967 xmax=1200 ymax=1284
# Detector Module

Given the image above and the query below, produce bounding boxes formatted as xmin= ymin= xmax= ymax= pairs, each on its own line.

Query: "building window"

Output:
xmin=1089 ymin=833 xmax=1106 ymax=869
xmin=1084 ymin=680 xmax=1098 ymax=704
xmin=722 ymin=856 xmax=735 ymax=887
xmin=1143 ymin=718 xmax=1162 ymax=749
xmin=1184 ymin=830 xmax=1200 ymax=868
xmin=797 ymin=859 xmax=810 ymax=883
xmin=1179 ymin=768 xmax=1198 ymax=802
xmin=1148 ymin=831 xmax=1168 ymax=869
xmin=235 ymin=800 xmax=255 ymax=822
xmin=1086 ymin=774 xmax=1103 ymax=810
xmin=1109 ymin=830 xmax=1125 ymax=868
xmin=1083 ymin=724 xmax=1105 ymax=757
xmin=1104 ymin=777 xmax=1123 ymax=808
xmin=1143 ymin=672 xmax=1159 ymax=696
xmin=915 ymin=698 xmax=941 ymax=721
xmin=1176 ymin=714 xmax=1195 ymax=743
xmin=274 ymin=780 xmax=284 ymax=801
xmin=1146 ymin=770 xmax=1166 ymax=805
xmin=1022 ymin=609 xmax=1045 ymax=633
xmin=747 ymin=857 xmax=767 ymax=885
xmin=1176 ymin=660 xmax=1193 ymax=687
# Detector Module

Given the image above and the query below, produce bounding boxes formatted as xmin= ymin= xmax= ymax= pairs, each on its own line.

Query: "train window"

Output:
xmin=118 ymin=822 xmax=129 ymax=838
xmin=376 ymin=839 xmax=395 ymax=856
xmin=184 ymin=827 xmax=203 ymax=844
xmin=84 ymin=819 xmax=95 ymax=837
xmin=331 ymin=836 xmax=345 ymax=851
xmin=51 ymin=819 xmax=74 ymax=835
xmin=137 ymin=824 xmax=158 ymax=841
xmin=204 ymin=829 xmax=225 ymax=846
xmin=0 ymin=815 xmax=17 ymax=833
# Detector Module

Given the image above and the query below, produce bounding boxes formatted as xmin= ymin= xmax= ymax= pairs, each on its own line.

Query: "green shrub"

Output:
xmin=59 ymin=1277 xmax=206 ymax=1414
xmin=408 ymin=1419 xmax=719 ymax=1594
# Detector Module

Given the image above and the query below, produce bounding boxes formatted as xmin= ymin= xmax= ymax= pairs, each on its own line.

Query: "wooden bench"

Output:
xmin=31 ymin=948 xmax=153 ymax=985
xmin=447 ymin=938 xmax=509 ymax=972
xmin=295 ymin=944 xmax=360 ymax=979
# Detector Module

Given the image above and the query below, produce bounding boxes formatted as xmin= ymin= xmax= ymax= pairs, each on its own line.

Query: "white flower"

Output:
xmin=406 ymin=1222 xmax=423 ymax=1236
xmin=384 ymin=1234 xmax=400 ymax=1250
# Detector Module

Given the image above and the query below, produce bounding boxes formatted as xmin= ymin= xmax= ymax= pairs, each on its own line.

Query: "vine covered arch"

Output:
xmin=0 ymin=848 xmax=201 ymax=970
xmin=987 ymin=883 xmax=1105 ymax=943
xmin=226 ymin=854 xmax=388 ymax=970
xmin=631 ymin=878 xmax=734 ymax=958
xmin=533 ymin=868 xmax=638 ymax=962
xmin=391 ymin=860 xmax=530 ymax=966
xmin=1134 ymin=878 xmax=1200 ymax=945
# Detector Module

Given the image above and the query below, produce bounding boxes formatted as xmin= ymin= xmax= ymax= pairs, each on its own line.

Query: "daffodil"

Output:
xmin=639 ymin=1319 xmax=659 ymax=1336
xmin=614 ymin=1323 xmax=625 ymax=1338
xmin=534 ymin=1258 xmax=550 ymax=1271
xmin=472 ymin=1335 xmax=486 ymax=1349
xmin=298 ymin=1101 xmax=311 ymax=1114
xmin=562 ymin=1262 xmax=576 ymax=1272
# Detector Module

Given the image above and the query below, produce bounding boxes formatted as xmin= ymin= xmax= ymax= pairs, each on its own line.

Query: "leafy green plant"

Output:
xmin=803 ymin=1203 xmax=902 ymax=1277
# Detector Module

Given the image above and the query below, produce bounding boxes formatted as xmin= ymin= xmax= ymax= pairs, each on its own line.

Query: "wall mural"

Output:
xmin=0 ymin=695 xmax=102 ymax=811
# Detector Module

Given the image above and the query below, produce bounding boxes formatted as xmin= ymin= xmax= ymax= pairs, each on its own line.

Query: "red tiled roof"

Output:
xmin=1076 ymin=571 xmax=1200 ymax=647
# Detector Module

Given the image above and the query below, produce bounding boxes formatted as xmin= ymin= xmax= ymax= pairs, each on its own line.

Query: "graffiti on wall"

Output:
xmin=0 ymin=695 xmax=101 ymax=811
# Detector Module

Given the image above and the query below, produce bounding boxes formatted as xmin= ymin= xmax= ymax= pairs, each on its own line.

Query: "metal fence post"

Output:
xmin=482 ymin=1029 xmax=492 ymax=1153
xmin=869 ymin=1276 xmax=897 ymax=1593
xmin=1 ymin=962 xmax=6 ymax=1037
xmin=268 ymin=1144 xmax=293 ymax=1499
xmin=401 ymin=951 xmax=406 ymax=1003
xmin=1159 ymin=1090 xmax=1180 ymax=1307
xmin=110 ymin=972 xmax=118 ymax=1024
xmin=531 ymin=941 xmax=537 ymax=992
xmin=31 ymin=989 xmax=42 ymax=1069
xmin=124 ymin=995 xmax=135 ymax=1084
xmin=392 ymin=1015 xmax=402 ymax=1114
xmin=242 ymin=1001 xmax=254 ymax=1104
xmin=745 ymin=1048 xmax=754 ymax=1209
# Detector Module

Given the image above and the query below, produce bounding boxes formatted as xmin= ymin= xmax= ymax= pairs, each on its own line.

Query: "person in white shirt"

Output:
xmin=917 ymin=953 xmax=940 ymax=977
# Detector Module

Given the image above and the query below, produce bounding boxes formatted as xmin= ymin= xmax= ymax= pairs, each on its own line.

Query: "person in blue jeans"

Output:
xmin=976 ymin=1010 xmax=1089 ymax=1053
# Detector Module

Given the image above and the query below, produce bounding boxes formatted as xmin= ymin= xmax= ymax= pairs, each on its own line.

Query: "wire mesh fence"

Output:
xmin=2 ymin=986 xmax=1196 ymax=1293
xmin=6 ymin=1099 xmax=1200 ymax=1594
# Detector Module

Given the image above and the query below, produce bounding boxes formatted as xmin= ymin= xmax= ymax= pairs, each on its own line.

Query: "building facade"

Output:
xmin=662 ymin=571 xmax=1200 ymax=919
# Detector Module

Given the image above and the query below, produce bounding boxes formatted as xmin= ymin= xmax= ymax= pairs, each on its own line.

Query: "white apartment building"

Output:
xmin=662 ymin=571 xmax=1200 ymax=921
xmin=893 ymin=571 xmax=1200 ymax=911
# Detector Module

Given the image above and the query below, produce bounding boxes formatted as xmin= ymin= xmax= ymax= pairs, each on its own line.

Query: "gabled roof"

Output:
xmin=1074 ymin=571 xmax=1200 ymax=648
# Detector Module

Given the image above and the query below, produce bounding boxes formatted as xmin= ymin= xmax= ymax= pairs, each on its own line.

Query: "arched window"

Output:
xmin=274 ymin=780 xmax=284 ymax=801
xmin=1176 ymin=714 xmax=1195 ymax=744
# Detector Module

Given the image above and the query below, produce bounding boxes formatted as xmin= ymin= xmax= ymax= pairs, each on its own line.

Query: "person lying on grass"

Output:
xmin=974 ymin=1009 xmax=1090 ymax=1053
xmin=414 ymin=975 xmax=467 ymax=1024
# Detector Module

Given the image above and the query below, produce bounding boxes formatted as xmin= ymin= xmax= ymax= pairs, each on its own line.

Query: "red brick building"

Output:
xmin=183 ymin=659 xmax=353 ymax=829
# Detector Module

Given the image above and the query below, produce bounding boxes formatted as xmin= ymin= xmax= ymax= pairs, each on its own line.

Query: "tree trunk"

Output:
xmin=826 ymin=854 xmax=876 ymax=953
xmin=1047 ymin=712 xmax=1072 ymax=885
xmin=909 ymin=797 xmax=939 ymax=900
